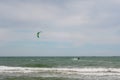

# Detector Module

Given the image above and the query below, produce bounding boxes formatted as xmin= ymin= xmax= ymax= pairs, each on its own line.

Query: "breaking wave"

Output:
xmin=0 ymin=66 xmax=120 ymax=76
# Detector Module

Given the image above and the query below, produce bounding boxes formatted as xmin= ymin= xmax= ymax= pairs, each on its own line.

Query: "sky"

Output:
xmin=0 ymin=0 xmax=120 ymax=56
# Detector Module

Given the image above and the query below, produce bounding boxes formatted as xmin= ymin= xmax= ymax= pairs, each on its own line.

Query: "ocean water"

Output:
xmin=0 ymin=57 xmax=120 ymax=80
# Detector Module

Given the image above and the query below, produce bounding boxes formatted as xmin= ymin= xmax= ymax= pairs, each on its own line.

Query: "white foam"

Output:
xmin=0 ymin=66 xmax=120 ymax=76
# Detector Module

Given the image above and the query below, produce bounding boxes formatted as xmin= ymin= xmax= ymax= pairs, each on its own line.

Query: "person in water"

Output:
xmin=77 ymin=57 xmax=80 ymax=60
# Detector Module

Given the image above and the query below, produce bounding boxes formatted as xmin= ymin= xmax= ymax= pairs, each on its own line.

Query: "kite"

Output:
xmin=37 ymin=31 xmax=42 ymax=38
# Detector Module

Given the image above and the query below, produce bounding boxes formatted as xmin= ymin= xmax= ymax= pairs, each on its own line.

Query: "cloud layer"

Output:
xmin=0 ymin=0 xmax=120 ymax=56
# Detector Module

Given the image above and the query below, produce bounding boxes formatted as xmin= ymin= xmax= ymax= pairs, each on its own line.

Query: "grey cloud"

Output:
xmin=0 ymin=0 xmax=120 ymax=29
xmin=0 ymin=0 xmax=120 ymax=45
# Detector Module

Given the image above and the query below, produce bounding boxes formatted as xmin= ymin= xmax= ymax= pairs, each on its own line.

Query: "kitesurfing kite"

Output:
xmin=37 ymin=31 xmax=42 ymax=38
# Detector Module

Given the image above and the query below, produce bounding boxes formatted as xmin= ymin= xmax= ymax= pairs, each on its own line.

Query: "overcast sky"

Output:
xmin=0 ymin=0 xmax=120 ymax=56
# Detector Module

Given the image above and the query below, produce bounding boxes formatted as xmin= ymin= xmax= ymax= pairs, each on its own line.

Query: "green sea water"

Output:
xmin=1 ymin=77 xmax=78 ymax=80
xmin=0 ymin=56 xmax=120 ymax=68
xmin=0 ymin=56 xmax=120 ymax=80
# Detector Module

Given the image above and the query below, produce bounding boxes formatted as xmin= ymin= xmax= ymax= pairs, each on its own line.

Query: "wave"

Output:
xmin=0 ymin=66 xmax=120 ymax=76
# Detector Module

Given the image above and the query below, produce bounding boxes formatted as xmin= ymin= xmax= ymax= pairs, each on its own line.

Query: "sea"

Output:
xmin=0 ymin=56 xmax=120 ymax=80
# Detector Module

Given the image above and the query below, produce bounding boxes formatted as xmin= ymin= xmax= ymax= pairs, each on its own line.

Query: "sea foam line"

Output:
xmin=0 ymin=66 xmax=120 ymax=75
